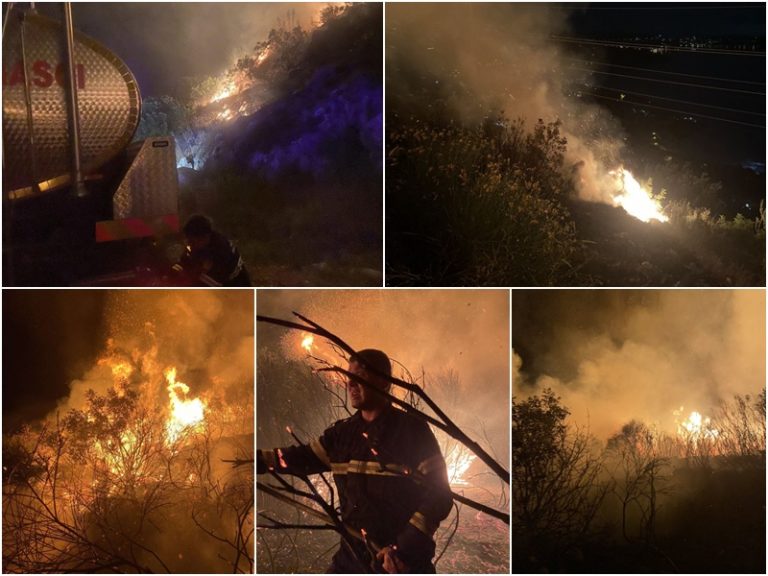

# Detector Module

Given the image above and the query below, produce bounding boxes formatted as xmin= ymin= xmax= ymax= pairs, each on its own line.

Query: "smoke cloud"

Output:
xmin=258 ymin=289 xmax=510 ymax=464
xmin=513 ymin=290 xmax=765 ymax=439
xmin=43 ymin=3 xmax=340 ymax=96
xmin=388 ymin=2 xmax=626 ymax=203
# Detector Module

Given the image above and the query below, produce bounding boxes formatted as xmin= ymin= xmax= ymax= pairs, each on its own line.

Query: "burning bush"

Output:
xmin=3 ymin=372 xmax=253 ymax=573
xmin=3 ymin=291 xmax=255 ymax=574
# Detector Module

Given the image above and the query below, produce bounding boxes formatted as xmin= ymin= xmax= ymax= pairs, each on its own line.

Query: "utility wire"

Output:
xmin=553 ymin=35 xmax=766 ymax=57
xmin=579 ymin=91 xmax=766 ymax=129
xmin=566 ymin=58 xmax=765 ymax=87
xmin=571 ymin=66 xmax=766 ymax=95
xmin=584 ymin=85 xmax=766 ymax=117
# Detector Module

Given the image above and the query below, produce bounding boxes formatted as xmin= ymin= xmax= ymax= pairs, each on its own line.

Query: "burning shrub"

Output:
xmin=3 ymin=360 xmax=253 ymax=574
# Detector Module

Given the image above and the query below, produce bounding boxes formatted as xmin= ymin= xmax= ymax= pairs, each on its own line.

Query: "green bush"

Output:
xmin=387 ymin=118 xmax=579 ymax=285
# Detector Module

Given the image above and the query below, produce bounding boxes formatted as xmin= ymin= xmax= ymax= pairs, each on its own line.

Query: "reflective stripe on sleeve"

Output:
xmin=330 ymin=460 xmax=410 ymax=477
xmin=409 ymin=511 xmax=438 ymax=537
xmin=227 ymin=256 xmax=244 ymax=280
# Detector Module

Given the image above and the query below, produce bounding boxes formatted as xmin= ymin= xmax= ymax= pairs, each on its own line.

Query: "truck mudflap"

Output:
xmin=95 ymin=213 xmax=179 ymax=242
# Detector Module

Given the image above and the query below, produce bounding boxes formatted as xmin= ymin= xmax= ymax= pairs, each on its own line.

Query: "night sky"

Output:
xmin=562 ymin=2 xmax=766 ymax=164
xmin=2 ymin=290 xmax=108 ymax=432
xmin=566 ymin=3 xmax=765 ymax=37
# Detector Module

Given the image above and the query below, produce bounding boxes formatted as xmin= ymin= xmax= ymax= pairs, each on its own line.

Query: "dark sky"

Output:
xmin=3 ymin=290 xmax=108 ymax=432
xmin=560 ymin=2 xmax=766 ymax=165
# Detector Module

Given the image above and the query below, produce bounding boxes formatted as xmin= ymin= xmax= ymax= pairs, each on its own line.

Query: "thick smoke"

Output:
xmin=258 ymin=289 xmax=510 ymax=464
xmin=513 ymin=290 xmax=765 ymax=439
xmin=388 ymin=3 xmax=626 ymax=203
xmin=59 ymin=290 xmax=254 ymax=428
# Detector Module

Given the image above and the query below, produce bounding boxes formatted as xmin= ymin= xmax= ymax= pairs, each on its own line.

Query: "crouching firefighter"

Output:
xmin=257 ymin=349 xmax=453 ymax=574
xmin=171 ymin=214 xmax=251 ymax=287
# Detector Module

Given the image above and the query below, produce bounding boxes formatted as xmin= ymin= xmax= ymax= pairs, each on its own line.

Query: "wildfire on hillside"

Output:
xmin=674 ymin=407 xmax=719 ymax=442
xmin=608 ymin=168 xmax=669 ymax=223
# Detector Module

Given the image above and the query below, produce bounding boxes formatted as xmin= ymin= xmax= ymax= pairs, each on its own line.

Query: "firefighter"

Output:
xmin=172 ymin=214 xmax=251 ymax=287
xmin=257 ymin=349 xmax=453 ymax=574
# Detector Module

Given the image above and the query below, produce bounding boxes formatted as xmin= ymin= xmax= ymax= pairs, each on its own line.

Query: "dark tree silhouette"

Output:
xmin=512 ymin=389 xmax=607 ymax=571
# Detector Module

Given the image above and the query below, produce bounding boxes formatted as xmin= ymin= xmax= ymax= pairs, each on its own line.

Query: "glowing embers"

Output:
xmin=674 ymin=407 xmax=719 ymax=441
xmin=609 ymin=168 xmax=669 ymax=223
xmin=165 ymin=367 xmax=206 ymax=445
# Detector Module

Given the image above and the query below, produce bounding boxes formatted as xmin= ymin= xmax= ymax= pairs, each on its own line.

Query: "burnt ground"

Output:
xmin=565 ymin=199 xmax=765 ymax=287
xmin=435 ymin=494 xmax=510 ymax=574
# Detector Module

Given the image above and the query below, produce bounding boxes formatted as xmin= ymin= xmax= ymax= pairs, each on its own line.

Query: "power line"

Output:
xmin=553 ymin=35 xmax=766 ymax=57
xmin=571 ymin=66 xmax=767 ymax=95
xmin=585 ymin=85 xmax=766 ymax=117
xmin=567 ymin=58 xmax=765 ymax=87
xmin=579 ymin=91 xmax=766 ymax=130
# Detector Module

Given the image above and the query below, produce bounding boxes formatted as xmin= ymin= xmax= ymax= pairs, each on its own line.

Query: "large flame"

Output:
xmin=165 ymin=367 xmax=206 ymax=445
xmin=674 ymin=407 xmax=719 ymax=441
xmin=609 ymin=168 xmax=669 ymax=223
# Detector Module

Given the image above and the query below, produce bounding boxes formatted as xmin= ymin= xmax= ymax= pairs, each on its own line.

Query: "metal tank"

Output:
xmin=3 ymin=10 xmax=141 ymax=196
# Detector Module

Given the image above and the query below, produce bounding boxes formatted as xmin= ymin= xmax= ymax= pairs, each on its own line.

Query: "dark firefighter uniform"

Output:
xmin=172 ymin=231 xmax=251 ymax=287
xmin=258 ymin=406 xmax=453 ymax=573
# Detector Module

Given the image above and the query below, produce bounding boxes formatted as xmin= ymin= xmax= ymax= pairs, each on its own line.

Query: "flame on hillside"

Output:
xmin=608 ymin=168 xmax=669 ymax=223
xmin=201 ymin=2 xmax=350 ymax=115
xmin=210 ymin=81 xmax=236 ymax=103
